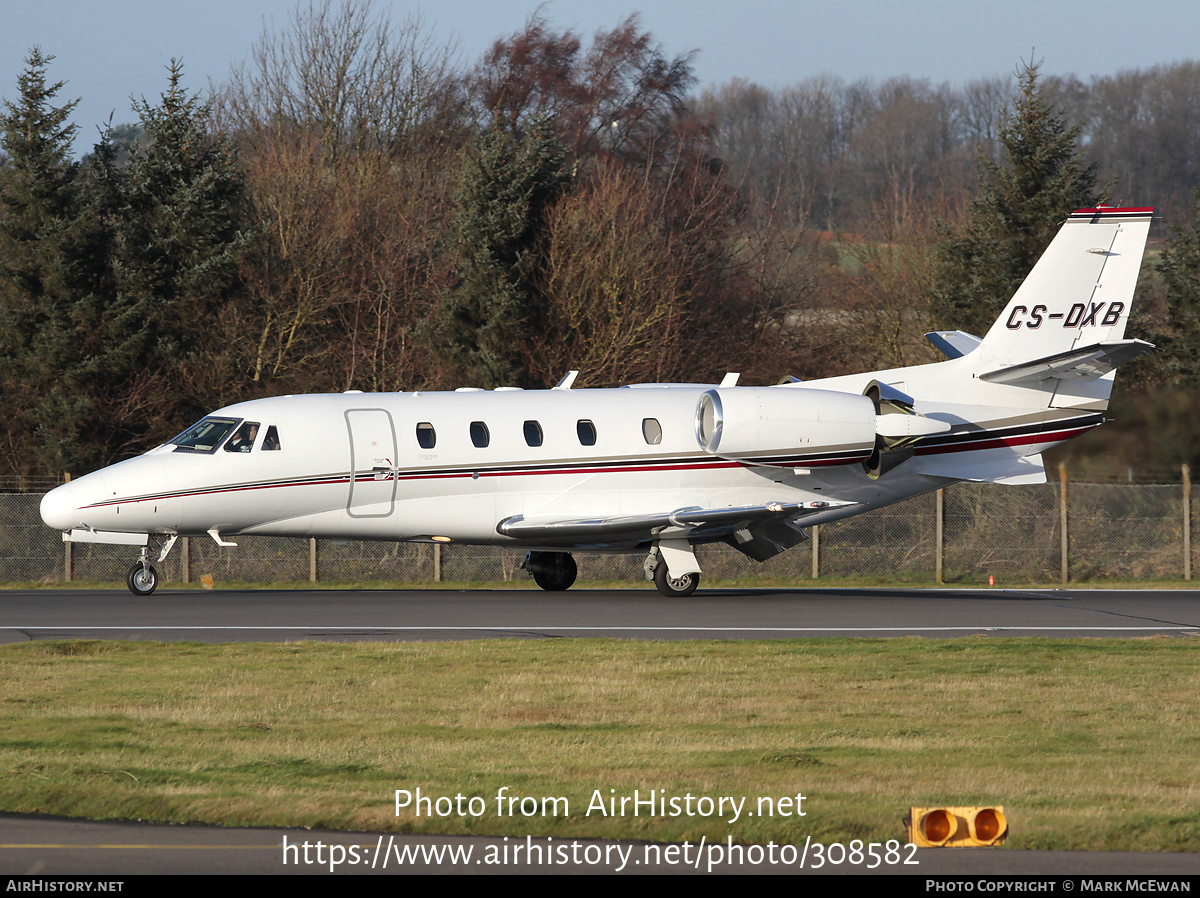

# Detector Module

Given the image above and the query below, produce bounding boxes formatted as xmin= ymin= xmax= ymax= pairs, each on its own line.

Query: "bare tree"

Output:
xmin=237 ymin=133 xmax=455 ymax=392
xmin=958 ymin=75 xmax=1012 ymax=165
xmin=219 ymin=0 xmax=462 ymax=154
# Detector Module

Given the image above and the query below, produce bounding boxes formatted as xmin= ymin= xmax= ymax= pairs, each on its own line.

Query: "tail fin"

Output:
xmin=970 ymin=207 xmax=1154 ymax=400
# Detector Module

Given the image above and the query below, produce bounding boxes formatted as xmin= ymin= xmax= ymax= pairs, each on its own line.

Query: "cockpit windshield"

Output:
xmin=170 ymin=417 xmax=239 ymax=453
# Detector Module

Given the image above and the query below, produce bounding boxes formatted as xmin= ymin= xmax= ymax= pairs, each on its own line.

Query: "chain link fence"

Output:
xmin=4 ymin=479 xmax=1196 ymax=586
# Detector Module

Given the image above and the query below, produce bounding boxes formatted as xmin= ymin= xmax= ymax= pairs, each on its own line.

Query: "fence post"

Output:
xmin=309 ymin=538 xmax=319 ymax=582
xmin=811 ymin=524 xmax=820 ymax=578
xmin=434 ymin=543 xmax=442 ymax=582
xmin=62 ymin=473 xmax=72 ymax=582
xmin=1059 ymin=462 xmax=1069 ymax=584
xmin=936 ymin=488 xmax=944 ymax=584
xmin=180 ymin=536 xmax=190 ymax=582
xmin=1184 ymin=464 xmax=1192 ymax=581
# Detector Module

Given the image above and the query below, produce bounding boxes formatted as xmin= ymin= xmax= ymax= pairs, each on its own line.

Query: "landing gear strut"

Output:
xmin=524 ymin=551 xmax=577 ymax=591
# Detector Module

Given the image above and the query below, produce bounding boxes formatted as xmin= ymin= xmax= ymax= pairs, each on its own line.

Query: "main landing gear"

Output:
xmin=643 ymin=545 xmax=701 ymax=597
xmin=524 ymin=546 xmax=702 ymax=597
xmin=652 ymin=560 xmax=700 ymax=597
xmin=523 ymin=551 xmax=578 ymax=591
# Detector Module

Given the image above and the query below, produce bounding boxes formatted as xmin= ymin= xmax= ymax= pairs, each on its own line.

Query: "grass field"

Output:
xmin=1 ymin=636 xmax=1198 ymax=851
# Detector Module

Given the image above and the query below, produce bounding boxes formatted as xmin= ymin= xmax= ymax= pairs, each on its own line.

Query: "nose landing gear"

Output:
xmin=124 ymin=535 xmax=177 ymax=596
xmin=126 ymin=560 xmax=159 ymax=596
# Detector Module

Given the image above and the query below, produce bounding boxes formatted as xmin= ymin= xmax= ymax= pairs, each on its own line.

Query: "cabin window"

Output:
xmin=170 ymin=416 xmax=238 ymax=454
xmin=523 ymin=420 xmax=543 ymax=447
xmin=262 ymin=425 xmax=281 ymax=451
xmin=470 ymin=421 xmax=490 ymax=448
xmin=224 ymin=421 xmax=261 ymax=453
xmin=416 ymin=422 xmax=436 ymax=449
xmin=642 ymin=418 xmax=662 ymax=445
xmin=577 ymin=419 xmax=597 ymax=446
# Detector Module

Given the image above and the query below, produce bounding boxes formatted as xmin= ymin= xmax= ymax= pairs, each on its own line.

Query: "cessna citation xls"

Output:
xmin=41 ymin=206 xmax=1154 ymax=597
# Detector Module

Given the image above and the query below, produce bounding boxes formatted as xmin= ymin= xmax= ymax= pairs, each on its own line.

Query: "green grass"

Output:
xmin=1 ymin=637 xmax=1198 ymax=850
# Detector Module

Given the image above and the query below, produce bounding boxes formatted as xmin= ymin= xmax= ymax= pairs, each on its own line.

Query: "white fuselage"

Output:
xmin=39 ymin=378 xmax=1090 ymax=553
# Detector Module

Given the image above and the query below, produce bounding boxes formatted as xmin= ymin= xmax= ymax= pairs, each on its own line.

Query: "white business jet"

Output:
xmin=41 ymin=206 xmax=1154 ymax=596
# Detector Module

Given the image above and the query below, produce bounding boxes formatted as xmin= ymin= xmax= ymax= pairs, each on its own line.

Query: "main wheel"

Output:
xmin=529 ymin=552 xmax=577 ymax=591
xmin=126 ymin=562 xmax=159 ymax=596
xmin=653 ymin=561 xmax=699 ymax=597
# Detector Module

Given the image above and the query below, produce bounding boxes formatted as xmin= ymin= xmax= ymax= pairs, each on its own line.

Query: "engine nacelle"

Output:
xmin=695 ymin=386 xmax=877 ymax=466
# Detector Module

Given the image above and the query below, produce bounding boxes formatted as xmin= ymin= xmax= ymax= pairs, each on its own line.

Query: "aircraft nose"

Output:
xmin=40 ymin=481 xmax=81 ymax=531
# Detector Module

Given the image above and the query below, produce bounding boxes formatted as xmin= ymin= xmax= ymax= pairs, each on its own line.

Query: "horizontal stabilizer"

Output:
xmin=926 ymin=330 xmax=982 ymax=360
xmin=979 ymin=339 xmax=1154 ymax=386
xmin=498 ymin=499 xmax=856 ymax=544
xmin=918 ymin=453 xmax=1047 ymax=485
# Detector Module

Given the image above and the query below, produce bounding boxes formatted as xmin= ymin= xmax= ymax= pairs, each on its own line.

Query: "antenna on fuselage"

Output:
xmin=552 ymin=370 xmax=580 ymax=390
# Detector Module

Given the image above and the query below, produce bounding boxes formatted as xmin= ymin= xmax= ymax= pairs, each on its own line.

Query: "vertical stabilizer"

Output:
xmin=974 ymin=207 xmax=1152 ymax=369
xmin=965 ymin=207 xmax=1153 ymax=409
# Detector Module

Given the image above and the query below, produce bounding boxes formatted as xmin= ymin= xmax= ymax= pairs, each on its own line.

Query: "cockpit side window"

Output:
xmin=224 ymin=421 xmax=261 ymax=453
xmin=262 ymin=425 xmax=281 ymax=451
xmin=171 ymin=417 xmax=238 ymax=454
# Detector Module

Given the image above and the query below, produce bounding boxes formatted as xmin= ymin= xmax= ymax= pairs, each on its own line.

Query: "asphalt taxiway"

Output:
xmin=4 ymin=813 xmax=1200 ymax=875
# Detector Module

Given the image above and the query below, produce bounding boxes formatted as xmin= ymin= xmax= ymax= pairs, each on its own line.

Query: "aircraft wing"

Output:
xmin=497 ymin=499 xmax=856 ymax=546
xmin=979 ymin=339 xmax=1154 ymax=386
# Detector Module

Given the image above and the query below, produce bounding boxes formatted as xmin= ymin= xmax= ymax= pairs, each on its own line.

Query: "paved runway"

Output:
xmin=1 ymin=585 xmax=1198 ymax=642
xmin=3 ymin=586 xmax=1198 ymax=876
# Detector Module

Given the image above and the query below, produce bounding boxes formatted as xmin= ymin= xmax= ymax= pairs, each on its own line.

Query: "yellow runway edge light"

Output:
xmin=906 ymin=806 xmax=1008 ymax=847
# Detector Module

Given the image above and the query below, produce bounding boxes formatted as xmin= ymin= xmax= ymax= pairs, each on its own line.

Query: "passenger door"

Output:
xmin=345 ymin=408 xmax=397 ymax=518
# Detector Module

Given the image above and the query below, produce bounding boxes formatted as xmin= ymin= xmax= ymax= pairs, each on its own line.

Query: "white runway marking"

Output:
xmin=6 ymin=625 xmax=1199 ymax=633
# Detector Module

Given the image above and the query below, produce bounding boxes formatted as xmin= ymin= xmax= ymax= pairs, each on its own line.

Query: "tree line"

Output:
xmin=699 ymin=61 xmax=1200 ymax=230
xmin=2 ymin=1 xmax=1200 ymax=479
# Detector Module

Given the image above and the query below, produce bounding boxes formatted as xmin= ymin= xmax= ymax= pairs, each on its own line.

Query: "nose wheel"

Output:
xmin=126 ymin=562 xmax=159 ymax=596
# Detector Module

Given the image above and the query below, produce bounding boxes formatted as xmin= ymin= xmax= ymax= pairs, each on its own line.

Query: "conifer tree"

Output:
xmin=0 ymin=48 xmax=91 ymax=473
xmin=931 ymin=60 xmax=1103 ymax=336
xmin=437 ymin=117 xmax=572 ymax=387
xmin=111 ymin=61 xmax=252 ymax=373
